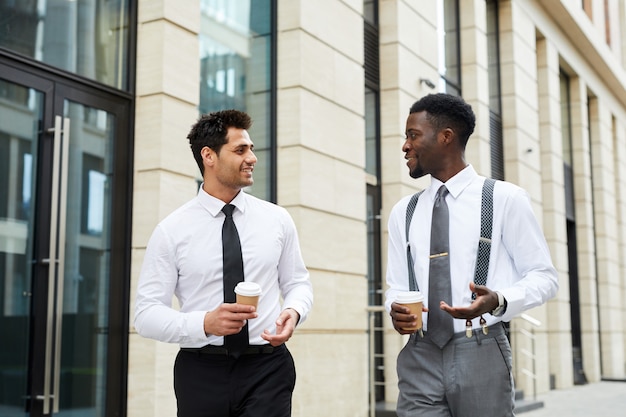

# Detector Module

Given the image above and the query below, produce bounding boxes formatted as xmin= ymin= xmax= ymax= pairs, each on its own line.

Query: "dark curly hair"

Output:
xmin=409 ymin=93 xmax=475 ymax=148
xmin=187 ymin=109 xmax=252 ymax=175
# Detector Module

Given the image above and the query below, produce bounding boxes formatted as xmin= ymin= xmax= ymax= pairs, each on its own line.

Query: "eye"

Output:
xmin=404 ymin=132 xmax=417 ymax=140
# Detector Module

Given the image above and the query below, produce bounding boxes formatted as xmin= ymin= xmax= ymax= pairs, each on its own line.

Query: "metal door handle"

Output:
xmin=41 ymin=115 xmax=70 ymax=414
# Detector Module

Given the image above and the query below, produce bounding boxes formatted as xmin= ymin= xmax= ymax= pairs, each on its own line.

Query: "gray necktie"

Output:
xmin=428 ymin=186 xmax=454 ymax=348
xmin=222 ymin=204 xmax=248 ymax=357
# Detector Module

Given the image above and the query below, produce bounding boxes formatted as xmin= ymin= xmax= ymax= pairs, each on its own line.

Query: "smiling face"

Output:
xmin=402 ymin=111 xmax=442 ymax=179
xmin=202 ymin=127 xmax=257 ymax=201
xmin=215 ymin=127 xmax=256 ymax=188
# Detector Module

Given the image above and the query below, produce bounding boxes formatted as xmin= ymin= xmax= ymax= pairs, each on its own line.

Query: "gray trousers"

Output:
xmin=396 ymin=323 xmax=515 ymax=417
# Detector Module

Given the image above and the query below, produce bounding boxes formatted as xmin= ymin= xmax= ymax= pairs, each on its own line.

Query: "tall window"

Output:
xmin=560 ymin=71 xmax=587 ymax=385
xmin=437 ymin=0 xmax=461 ymax=95
xmin=364 ymin=0 xmax=384 ymax=404
xmin=199 ymin=0 xmax=275 ymax=201
xmin=487 ymin=0 xmax=504 ymax=180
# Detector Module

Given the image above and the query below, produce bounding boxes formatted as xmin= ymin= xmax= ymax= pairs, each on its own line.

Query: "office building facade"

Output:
xmin=0 ymin=1 xmax=625 ymax=416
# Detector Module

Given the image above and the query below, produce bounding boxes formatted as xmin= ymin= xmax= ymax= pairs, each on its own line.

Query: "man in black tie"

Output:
xmin=134 ymin=110 xmax=313 ymax=417
xmin=385 ymin=94 xmax=558 ymax=416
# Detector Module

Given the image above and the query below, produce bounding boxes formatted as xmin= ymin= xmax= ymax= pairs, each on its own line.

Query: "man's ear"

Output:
xmin=440 ymin=127 xmax=454 ymax=145
xmin=201 ymin=146 xmax=215 ymax=167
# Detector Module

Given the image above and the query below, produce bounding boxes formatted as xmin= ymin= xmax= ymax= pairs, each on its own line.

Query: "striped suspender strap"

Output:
xmin=405 ymin=178 xmax=496 ymax=294
xmin=405 ymin=191 xmax=424 ymax=291
xmin=472 ymin=178 xmax=496 ymax=298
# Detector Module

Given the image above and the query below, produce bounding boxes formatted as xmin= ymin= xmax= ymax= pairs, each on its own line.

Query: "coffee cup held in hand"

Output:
xmin=395 ymin=291 xmax=424 ymax=332
xmin=234 ymin=282 xmax=262 ymax=309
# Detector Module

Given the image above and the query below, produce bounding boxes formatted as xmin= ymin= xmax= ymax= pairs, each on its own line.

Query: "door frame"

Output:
xmin=0 ymin=50 xmax=134 ymax=417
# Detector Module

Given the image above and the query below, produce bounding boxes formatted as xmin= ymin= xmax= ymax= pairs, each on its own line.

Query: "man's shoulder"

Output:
xmin=158 ymin=197 xmax=202 ymax=227
xmin=491 ymin=179 xmax=524 ymax=196
xmin=243 ymin=192 xmax=290 ymax=216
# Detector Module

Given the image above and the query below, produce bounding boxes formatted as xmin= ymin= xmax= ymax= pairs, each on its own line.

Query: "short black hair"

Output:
xmin=187 ymin=109 xmax=252 ymax=175
xmin=409 ymin=93 xmax=476 ymax=147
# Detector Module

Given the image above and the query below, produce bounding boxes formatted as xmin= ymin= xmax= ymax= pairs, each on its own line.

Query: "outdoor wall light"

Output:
xmin=420 ymin=78 xmax=436 ymax=89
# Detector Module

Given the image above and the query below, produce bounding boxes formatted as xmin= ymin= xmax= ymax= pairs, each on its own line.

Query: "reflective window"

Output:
xmin=199 ymin=0 xmax=274 ymax=200
xmin=0 ymin=0 xmax=131 ymax=90
xmin=437 ymin=0 xmax=461 ymax=95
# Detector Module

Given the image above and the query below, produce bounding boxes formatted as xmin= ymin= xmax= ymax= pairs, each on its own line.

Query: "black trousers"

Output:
xmin=174 ymin=344 xmax=296 ymax=417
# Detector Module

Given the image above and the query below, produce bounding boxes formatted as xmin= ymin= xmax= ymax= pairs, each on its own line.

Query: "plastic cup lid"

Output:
xmin=234 ymin=281 xmax=262 ymax=296
xmin=395 ymin=291 xmax=424 ymax=303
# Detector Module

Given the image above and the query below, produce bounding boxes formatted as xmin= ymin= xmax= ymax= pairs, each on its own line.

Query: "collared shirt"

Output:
xmin=385 ymin=165 xmax=558 ymax=332
xmin=134 ymin=188 xmax=313 ymax=347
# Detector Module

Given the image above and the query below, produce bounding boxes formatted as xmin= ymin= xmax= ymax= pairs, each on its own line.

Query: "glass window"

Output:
xmin=363 ymin=0 xmax=376 ymax=25
xmin=560 ymin=72 xmax=573 ymax=167
xmin=437 ymin=0 xmax=461 ymax=95
xmin=0 ymin=0 xmax=131 ymax=90
xmin=364 ymin=87 xmax=379 ymax=178
xmin=199 ymin=0 xmax=274 ymax=200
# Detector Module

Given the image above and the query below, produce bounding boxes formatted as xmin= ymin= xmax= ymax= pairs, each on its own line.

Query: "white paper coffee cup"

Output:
xmin=395 ymin=291 xmax=424 ymax=331
xmin=235 ymin=282 xmax=262 ymax=307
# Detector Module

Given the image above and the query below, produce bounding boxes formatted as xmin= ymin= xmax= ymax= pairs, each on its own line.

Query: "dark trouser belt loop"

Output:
xmin=181 ymin=344 xmax=277 ymax=357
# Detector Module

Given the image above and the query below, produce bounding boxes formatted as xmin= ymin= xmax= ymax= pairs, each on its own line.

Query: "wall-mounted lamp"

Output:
xmin=420 ymin=78 xmax=436 ymax=89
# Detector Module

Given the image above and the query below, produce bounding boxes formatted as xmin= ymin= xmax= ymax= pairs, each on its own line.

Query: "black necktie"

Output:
xmin=428 ymin=186 xmax=454 ymax=348
xmin=221 ymin=204 xmax=248 ymax=356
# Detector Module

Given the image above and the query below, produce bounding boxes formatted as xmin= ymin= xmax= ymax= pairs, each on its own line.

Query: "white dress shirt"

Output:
xmin=385 ymin=165 xmax=558 ymax=332
xmin=134 ymin=188 xmax=313 ymax=347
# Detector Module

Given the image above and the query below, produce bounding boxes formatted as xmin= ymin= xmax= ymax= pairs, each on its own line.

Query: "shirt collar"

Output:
xmin=428 ymin=164 xmax=477 ymax=202
xmin=197 ymin=185 xmax=248 ymax=217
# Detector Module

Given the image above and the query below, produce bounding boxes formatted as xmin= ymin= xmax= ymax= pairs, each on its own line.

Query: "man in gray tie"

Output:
xmin=385 ymin=93 xmax=558 ymax=417
xmin=134 ymin=110 xmax=313 ymax=416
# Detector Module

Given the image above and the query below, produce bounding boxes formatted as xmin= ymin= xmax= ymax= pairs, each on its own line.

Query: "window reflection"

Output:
xmin=437 ymin=0 xmax=461 ymax=95
xmin=199 ymin=0 xmax=273 ymax=200
xmin=0 ymin=0 xmax=130 ymax=90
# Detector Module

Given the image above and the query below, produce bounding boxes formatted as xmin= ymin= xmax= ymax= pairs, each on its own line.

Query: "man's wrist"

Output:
xmin=490 ymin=292 xmax=507 ymax=317
xmin=285 ymin=308 xmax=300 ymax=324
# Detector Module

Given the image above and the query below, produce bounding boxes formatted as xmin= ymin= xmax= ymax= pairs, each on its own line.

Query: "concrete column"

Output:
xmin=615 ymin=119 xmax=626 ymax=367
xmin=378 ymin=0 xmax=438 ymax=403
xmin=588 ymin=98 xmax=626 ymax=379
xmin=460 ymin=0 xmax=491 ymax=175
xmin=127 ymin=1 xmax=200 ymax=416
xmin=536 ymin=37 xmax=574 ymax=389
xmin=569 ymin=77 xmax=602 ymax=383
xmin=276 ymin=1 xmax=368 ymax=416
xmin=499 ymin=0 xmax=554 ymax=395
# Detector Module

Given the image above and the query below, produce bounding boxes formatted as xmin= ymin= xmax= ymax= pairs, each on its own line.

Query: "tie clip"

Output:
xmin=479 ymin=237 xmax=491 ymax=243
xmin=429 ymin=252 xmax=449 ymax=259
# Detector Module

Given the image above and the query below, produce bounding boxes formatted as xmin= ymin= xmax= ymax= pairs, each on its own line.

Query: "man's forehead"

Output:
xmin=226 ymin=128 xmax=253 ymax=145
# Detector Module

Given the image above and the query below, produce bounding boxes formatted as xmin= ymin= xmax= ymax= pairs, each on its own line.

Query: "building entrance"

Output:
xmin=0 ymin=58 xmax=132 ymax=417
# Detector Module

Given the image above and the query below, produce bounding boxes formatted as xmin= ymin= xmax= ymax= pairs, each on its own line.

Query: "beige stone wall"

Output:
xmin=378 ymin=0 xmax=437 ymax=403
xmin=536 ymin=36 xmax=573 ymax=389
xmin=589 ymin=98 xmax=625 ymax=378
xmin=127 ymin=0 xmax=200 ymax=416
xmin=498 ymin=0 xmax=556 ymax=395
xmin=277 ymin=1 xmax=368 ymax=416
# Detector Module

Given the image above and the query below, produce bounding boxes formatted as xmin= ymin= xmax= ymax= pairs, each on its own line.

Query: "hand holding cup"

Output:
xmin=395 ymin=291 xmax=424 ymax=332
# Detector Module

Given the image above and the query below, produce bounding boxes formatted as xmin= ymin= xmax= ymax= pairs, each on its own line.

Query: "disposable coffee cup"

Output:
xmin=234 ymin=282 xmax=262 ymax=308
xmin=395 ymin=291 xmax=424 ymax=332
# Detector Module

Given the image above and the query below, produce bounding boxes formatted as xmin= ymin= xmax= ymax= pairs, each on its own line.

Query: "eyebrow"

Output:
xmin=232 ymin=142 xmax=254 ymax=151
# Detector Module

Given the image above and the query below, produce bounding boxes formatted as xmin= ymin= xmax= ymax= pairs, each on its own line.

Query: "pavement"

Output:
xmin=518 ymin=380 xmax=626 ymax=416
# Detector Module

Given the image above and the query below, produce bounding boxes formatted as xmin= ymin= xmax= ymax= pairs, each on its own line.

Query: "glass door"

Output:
xmin=0 ymin=75 xmax=45 ymax=417
xmin=0 ymin=61 xmax=131 ymax=417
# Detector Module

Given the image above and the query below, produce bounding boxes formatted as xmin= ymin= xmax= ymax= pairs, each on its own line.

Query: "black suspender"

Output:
xmin=405 ymin=179 xmax=496 ymax=292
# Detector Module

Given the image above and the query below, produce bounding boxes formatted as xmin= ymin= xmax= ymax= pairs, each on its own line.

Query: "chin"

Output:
xmin=409 ymin=170 xmax=426 ymax=179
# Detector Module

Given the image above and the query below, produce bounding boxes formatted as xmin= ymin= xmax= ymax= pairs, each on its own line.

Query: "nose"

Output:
xmin=401 ymin=139 xmax=410 ymax=153
xmin=246 ymin=150 xmax=257 ymax=164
